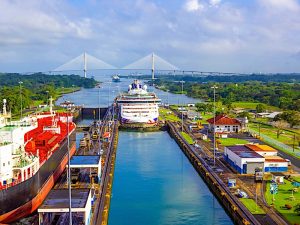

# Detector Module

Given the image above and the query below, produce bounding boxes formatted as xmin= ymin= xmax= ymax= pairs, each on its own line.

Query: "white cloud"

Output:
xmin=184 ymin=0 xmax=204 ymax=12
xmin=209 ymin=0 xmax=221 ymax=6
xmin=0 ymin=0 xmax=92 ymax=45
xmin=0 ymin=0 xmax=300 ymax=73
xmin=259 ymin=0 xmax=300 ymax=12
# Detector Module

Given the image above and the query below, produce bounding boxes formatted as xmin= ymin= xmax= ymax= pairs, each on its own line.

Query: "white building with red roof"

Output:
xmin=207 ymin=114 xmax=242 ymax=133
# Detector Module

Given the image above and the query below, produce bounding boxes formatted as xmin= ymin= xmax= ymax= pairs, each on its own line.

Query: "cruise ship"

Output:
xmin=0 ymin=98 xmax=76 ymax=223
xmin=112 ymin=74 xmax=120 ymax=82
xmin=116 ymin=80 xmax=161 ymax=126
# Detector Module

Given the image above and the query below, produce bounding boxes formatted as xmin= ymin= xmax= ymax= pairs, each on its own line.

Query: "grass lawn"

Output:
xmin=239 ymin=198 xmax=265 ymax=214
xmin=57 ymin=86 xmax=81 ymax=95
xmin=180 ymin=132 xmax=194 ymax=144
xmin=248 ymin=122 xmax=299 ymax=147
xmin=159 ymin=108 xmax=180 ymax=122
xmin=32 ymin=100 xmax=44 ymax=107
xmin=218 ymin=138 xmax=249 ymax=146
xmin=265 ymin=178 xmax=300 ymax=224
xmin=199 ymin=112 xmax=214 ymax=125
xmin=169 ymin=105 xmax=178 ymax=110
xmin=174 ymin=91 xmax=188 ymax=95
xmin=232 ymin=102 xmax=279 ymax=111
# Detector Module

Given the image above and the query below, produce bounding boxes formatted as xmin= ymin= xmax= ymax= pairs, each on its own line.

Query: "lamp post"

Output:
xmin=112 ymin=90 xmax=115 ymax=120
xmin=18 ymin=81 xmax=23 ymax=119
xmin=67 ymin=114 xmax=72 ymax=225
xmin=108 ymin=82 xmax=112 ymax=107
xmin=98 ymin=86 xmax=101 ymax=122
xmin=166 ymin=89 xmax=169 ymax=108
xmin=211 ymin=85 xmax=218 ymax=167
xmin=180 ymin=81 xmax=185 ymax=132
xmin=46 ymin=91 xmax=49 ymax=106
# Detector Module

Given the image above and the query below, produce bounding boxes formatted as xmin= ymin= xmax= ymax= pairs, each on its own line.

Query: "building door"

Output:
xmin=243 ymin=164 xmax=247 ymax=174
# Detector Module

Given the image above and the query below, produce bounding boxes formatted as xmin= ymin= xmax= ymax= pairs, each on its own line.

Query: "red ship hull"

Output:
xmin=0 ymin=144 xmax=76 ymax=224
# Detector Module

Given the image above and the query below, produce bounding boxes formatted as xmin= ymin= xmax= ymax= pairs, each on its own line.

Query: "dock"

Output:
xmin=37 ymin=106 xmax=119 ymax=225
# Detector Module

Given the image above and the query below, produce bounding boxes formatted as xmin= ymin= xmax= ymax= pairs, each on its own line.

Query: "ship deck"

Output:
xmin=38 ymin=188 xmax=90 ymax=211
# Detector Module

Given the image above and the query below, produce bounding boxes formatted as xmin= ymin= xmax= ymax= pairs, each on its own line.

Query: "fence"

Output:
xmin=248 ymin=128 xmax=300 ymax=158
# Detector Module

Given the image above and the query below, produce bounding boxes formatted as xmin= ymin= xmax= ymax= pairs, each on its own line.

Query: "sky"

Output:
xmin=0 ymin=0 xmax=300 ymax=73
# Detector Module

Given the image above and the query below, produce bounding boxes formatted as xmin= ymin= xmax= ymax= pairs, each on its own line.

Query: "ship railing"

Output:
xmin=0 ymin=177 xmax=23 ymax=190
xmin=0 ymin=141 xmax=12 ymax=146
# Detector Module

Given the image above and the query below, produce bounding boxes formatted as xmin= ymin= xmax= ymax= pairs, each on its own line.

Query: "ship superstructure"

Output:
xmin=112 ymin=74 xmax=120 ymax=82
xmin=0 ymin=98 xmax=76 ymax=223
xmin=116 ymin=80 xmax=161 ymax=125
xmin=0 ymin=99 xmax=39 ymax=187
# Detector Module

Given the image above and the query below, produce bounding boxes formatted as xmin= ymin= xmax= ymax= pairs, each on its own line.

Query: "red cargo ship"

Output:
xmin=0 ymin=112 xmax=76 ymax=224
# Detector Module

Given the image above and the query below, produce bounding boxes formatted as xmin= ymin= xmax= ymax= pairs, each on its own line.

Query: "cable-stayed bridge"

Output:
xmin=53 ymin=53 xmax=117 ymax=78
xmin=51 ymin=52 xmax=249 ymax=78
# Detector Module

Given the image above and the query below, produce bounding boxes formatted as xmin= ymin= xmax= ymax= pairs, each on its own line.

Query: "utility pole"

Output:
xmin=67 ymin=114 xmax=72 ymax=224
xmin=211 ymin=85 xmax=218 ymax=167
xmin=180 ymin=81 xmax=185 ymax=132
xmin=293 ymin=133 xmax=296 ymax=152
xmin=46 ymin=91 xmax=49 ymax=106
xmin=19 ymin=81 xmax=23 ymax=119
xmin=98 ymin=86 xmax=102 ymax=154
xmin=98 ymin=86 xmax=101 ymax=121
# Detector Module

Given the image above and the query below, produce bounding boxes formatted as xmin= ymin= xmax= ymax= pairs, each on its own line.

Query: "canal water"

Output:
xmin=108 ymin=131 xmax=233 ymax=225
xmin=56 ymin=76 xmax=200 ymax=108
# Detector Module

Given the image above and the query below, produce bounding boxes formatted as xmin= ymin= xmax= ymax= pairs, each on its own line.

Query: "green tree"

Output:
xmin=237 ymin=111 xmax=251 ymax=119
xmin=256 ymin=104 xmax=266 ymax=113
xmin=274 ymin=111 xmax=300 ymax=128
xmin=294 ymin=203 xmax=300 ymax=215
xmin=195 ymin=103 xmax=207 ymax=114
xmin=271 ymin=120 xmax=289 ymax=139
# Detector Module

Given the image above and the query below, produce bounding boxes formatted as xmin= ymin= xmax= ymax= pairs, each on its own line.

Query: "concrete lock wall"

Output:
xmin=166 ymin=122 xmax=260 ymax=225
xmin=80 ymin=108 xmax=108 ymax=120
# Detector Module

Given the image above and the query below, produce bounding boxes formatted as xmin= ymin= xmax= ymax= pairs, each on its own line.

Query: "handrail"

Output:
xmin=93 ymin=120 xmax=117 ymax=224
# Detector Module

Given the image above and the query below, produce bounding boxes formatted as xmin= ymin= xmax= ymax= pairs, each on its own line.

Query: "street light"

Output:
xmin=67 ymin=114 xmax=72 ymax=225
xmin=112 ymin=90 xmax=115 ymax=121
xmin=18 ymin=81 xmax=23 ymax=119
xmin=108 ymin=82 xmax=112 ymax=107
xmin=166 ymin=89 xmax=169 ymax=108
xmin=98 ymin=86 xmax=102 ymax=153
xmin=180 ymin=81 xmax=185 ymax=132
xmin=211 ymin=85 xmax=218 ymax=167
xmin=46 ymin=91 xmax=49 ymax=106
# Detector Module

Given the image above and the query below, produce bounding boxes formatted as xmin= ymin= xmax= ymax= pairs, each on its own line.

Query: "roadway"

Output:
xmin=174 ymin=118 xmax=289 ymax=225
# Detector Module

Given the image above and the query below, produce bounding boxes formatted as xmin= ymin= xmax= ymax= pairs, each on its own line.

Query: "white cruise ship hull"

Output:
xmin=116 ymin=80 xmax=161 ymax=127
xmin=121 ymin=115 xmax=158 ymax=124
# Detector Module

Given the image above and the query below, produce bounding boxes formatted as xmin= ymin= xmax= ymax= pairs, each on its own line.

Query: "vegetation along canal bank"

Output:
xmin=0 ymin=72 xmax=97 ymax=118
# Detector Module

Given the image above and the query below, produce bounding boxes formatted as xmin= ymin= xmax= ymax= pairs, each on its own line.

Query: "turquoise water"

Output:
xmin=108 ymin=131 xmax=233 ymax=225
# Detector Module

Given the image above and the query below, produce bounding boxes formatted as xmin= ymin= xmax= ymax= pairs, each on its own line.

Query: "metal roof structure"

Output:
xmin=226 ymin=145 xmax=264 ymax=158
xmin=38 ymin=188 xmax=91 ymax=212
xmin=69 ymin=155 xmax=101 ymax=168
